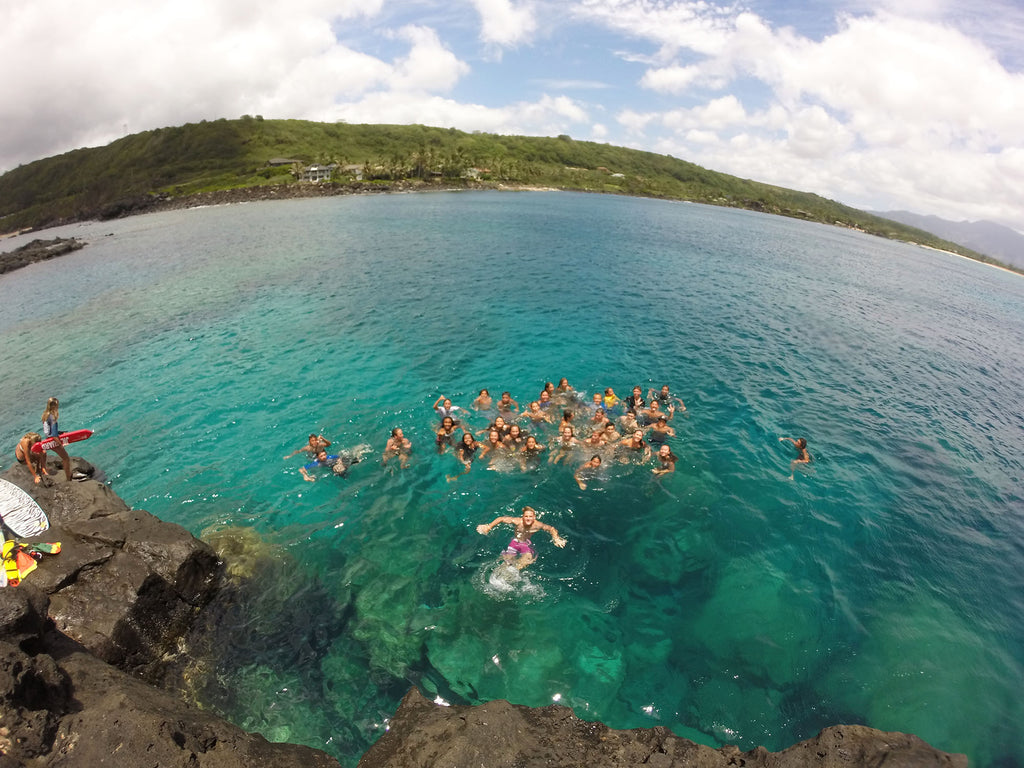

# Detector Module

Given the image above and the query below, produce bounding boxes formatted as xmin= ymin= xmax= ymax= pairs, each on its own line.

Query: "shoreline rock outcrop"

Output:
xmin=1 ymin=456 xmax=968 ymax=767
xmin=361 ymin=688 xmax=968 ymax=768
xmin=1 ymin=456 xmax=341 ymax=766
xmin=0 ymin=238 xmax=85 ymax=276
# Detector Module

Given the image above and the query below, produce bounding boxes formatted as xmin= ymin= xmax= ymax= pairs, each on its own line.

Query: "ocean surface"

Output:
xmin=1 ymin=191 xmax=1021 ymax=767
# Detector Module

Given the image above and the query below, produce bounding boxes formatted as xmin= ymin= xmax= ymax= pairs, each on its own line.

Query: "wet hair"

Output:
xmin=391 ymin=428 xmax=402 ymax=437
xmin=22 ymin=431 xmax=42 ymax=443
xmin=479 ymin=388 xmax=489 ymax=395
xmin=796 ymin=438 xmax=807 ymax=449
xmin=590 ymin=455 xmax=602 ymax=464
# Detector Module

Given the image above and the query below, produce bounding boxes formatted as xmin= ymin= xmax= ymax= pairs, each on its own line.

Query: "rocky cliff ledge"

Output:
xmin=1 ymin=456 xmax=967 ymax=767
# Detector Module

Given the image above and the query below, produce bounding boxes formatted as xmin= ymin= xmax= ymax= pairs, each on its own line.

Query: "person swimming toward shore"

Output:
xmin=779 ymin=436 xmax=811 ymax=479
xmin=476 ymin=506 xmax=566 ymax=570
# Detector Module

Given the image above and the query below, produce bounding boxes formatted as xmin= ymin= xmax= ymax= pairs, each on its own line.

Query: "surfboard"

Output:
xmin=0 ymin=478 xmax=49 ymax=537
xmin=31 ymin=429 xmax=93 ymax=453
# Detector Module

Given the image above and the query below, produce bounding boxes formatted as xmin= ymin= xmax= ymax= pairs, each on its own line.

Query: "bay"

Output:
xmin=1 ymin=191 xmax=1021 ymax=767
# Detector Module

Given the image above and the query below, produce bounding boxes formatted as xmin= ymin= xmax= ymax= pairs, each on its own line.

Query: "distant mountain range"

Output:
xmin=873 ymin=211 xmax=1024 ymax=269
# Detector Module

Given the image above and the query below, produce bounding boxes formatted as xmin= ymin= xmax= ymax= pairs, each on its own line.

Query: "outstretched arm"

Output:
xmin=476 ymin=516 xmax=516 ymax=535
xmin=779 ymin=436 xmax=798 ymax=445
xmin=540 ymin=521 xmax=566 ymax=548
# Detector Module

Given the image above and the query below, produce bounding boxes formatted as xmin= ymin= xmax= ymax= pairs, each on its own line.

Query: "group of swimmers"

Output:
xmin=284 ymin=377 xmax=810 ymax=568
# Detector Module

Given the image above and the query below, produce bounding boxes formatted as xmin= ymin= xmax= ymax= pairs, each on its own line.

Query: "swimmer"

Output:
xmin=554 ymin=377 xmax=576 ymax=406
xmin=602 ymin=422 xmax=621 ymax=444
xmin=436 ymin=416 xmax=461 ymax=454
xmin=779 ymin=436 xmax=811 ymax=478
xmin=624 ymin=386 xmax=646 ymax=414
xmin=619 ymin=430 xmax=651 ymax=462
xmin=472 ymin=389 xmax=494 ymax=411
xmin=40 ymin=397 xmax=72 ymax=481
xmin=520 ymin=401 xmax=553 ymax=424
xmin=538 ymin=389 xmax=553 ymax=409
xmin=639 ymin=399 xmax=672 ymax=426
xmin=476 ymin=506 xmax=566 ymax=570
xmin=652 ymin=444 xmax=678 ymax=476
xmin=447 ymin=432 xmax=482 ymax=480
xmin=519 ymin=435 xmax=545 ymax=469
xmin=649 ymin=384 xmax=686 ymax=413
xmin=383 ymin=428 xmax=411 ymax=468
xmin=584 ymin=429 xmax=607 ymax=449
xmin=14 ymin=432 xmax=47 ymax=484
xmin=477 ymin=415 xmax=512 ymax=438
xmin=482 ymin=429 xmax=508 ymax=459
xmin=574 ymin=454 xmax=603 ymax=490
xmin=299 ymin=449 xmax=361 ymax=482
xmin=433 ymin=396 xmax=463 ymax=422
xmin=618 ymin=410 xmax=640 ymax=434
xmin=558 ymin=409 xmax=575 ymax=432
xmin=588 ymin=392 xmax=604 ymax=412
xmin=504 ymin=423 xmax=526 ymax=449
xmin=284 ymin=433 xmax=332 ymax=459
xmin=590 ymin=407 xmax=609 ymax=428
xmin=497 ymin=391 xmax=519 ymax=415
xmin=603 ymin=387 xmax=620 ymax=411
xmin=548 ymin=425 xmax=578 ymax=465
xmin=648 ymin=416 xmax=676 ymax=445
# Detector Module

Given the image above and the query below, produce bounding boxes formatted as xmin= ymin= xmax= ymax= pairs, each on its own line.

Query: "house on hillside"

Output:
xmin=266 ymin=157 xmax=298 ymax=167
xmin=302 ymin=164 xmax=337 ymax=182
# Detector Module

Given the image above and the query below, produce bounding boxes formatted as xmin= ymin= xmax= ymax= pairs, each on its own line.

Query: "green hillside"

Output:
xmin=0 ymin=117 xmax=1010 ymax=270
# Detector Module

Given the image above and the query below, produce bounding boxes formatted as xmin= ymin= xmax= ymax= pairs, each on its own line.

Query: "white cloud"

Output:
xmin=471 ymin=0 xmax=537 ymax=46
xmin=388 ymin=25 xmax=471 ymax=92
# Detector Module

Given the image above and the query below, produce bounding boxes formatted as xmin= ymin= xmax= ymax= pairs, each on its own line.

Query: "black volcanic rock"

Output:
xmin=0 ymin=457 xmax=341 ymax=767
xmin=359 ymin=688 xmax=967 ymax=768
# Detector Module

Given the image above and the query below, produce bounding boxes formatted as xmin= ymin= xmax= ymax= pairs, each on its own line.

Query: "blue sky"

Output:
xmin=3 ymin=0 xmax=1023 ymax=231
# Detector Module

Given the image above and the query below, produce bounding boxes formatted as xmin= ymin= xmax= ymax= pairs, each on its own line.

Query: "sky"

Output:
xmin=3 ymin=0 xmax=1024 ymax=232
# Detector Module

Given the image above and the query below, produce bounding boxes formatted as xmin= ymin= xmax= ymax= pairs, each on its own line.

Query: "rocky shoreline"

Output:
xmin=0 ymin=238 xmax=85 ymax=276
xmin=1 ymin=456 xmax=967 ymax=767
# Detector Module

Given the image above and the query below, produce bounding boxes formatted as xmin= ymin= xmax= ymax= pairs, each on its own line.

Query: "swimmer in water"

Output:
xmin=519 ymin=435 xmax=545 ymax=469
xmin=574 ymin=454 xmax=603 ymax=490
xmin=472 ymin=389 xmax=494 ymax=411
xmin=433 ymin=396 xmax=463 ymax=423
xmin=521 ymin=401 xmax=553 ymax=424
xmin=624 ymin=386 xmax=646 ymax=414
xmin=647 ymin=416 xmax=676 ymax=445
xmin=447 ymin=432 xmax=482 ymax=480
xmin=549 ymin=425 xmax=578 ymax=465
xmin=476 ymin=506 xmax=566 ymax=570
xmin=779 ymin=436 xmax=811 ymax=479
xmin=299 ymin=449 xmax=361 ymax=482
xmin=497 ymin=391 xmax=519 ymax=415
xmin=14 ymin=432 xmax=47 ymax=484
xmin=649 ymin=384 xmax=686 ymax=413
xmin=504 ymin=423 xmax=526 ymax=449
xmin=383 ymin=427 xmax=411 ymax=468
xmin=652 ymin=444 xmax=678 ymax=476
xmin=538 ymin=389 xmax=554 ymax=409
xmin=602 ymin=422 xmax=621 ymax=444
xmin=436 ymin=416 xmax=461 ymax=454
xmin=619 ymin=429 xmax=652 ymax=462
xmin=603 ymin=387 xmax=620 ymax=411
xmin=477 ymin=415 xmax=511 ymax=439
xmin=284 ymin=433 xmax=332 ymax=459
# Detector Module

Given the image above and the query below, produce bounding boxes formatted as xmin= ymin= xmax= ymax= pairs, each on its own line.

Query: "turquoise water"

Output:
xmin=1 ymin=192 xmax=1022 ymax=766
